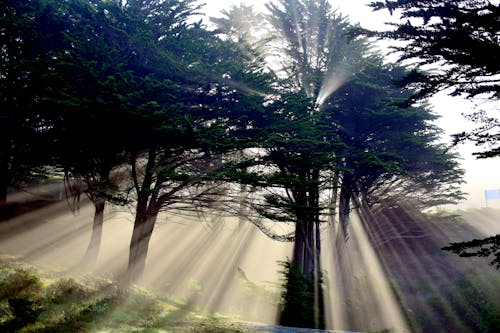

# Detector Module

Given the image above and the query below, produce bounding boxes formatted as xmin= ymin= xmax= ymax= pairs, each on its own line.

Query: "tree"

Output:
xmin=12 ymin=0 xmax=271 ymax=281
xmin=120 ymin=0 xmax=275 ymax=283
xmin=243 ymin=0 xmax=465 ymax=327
xmin=0 ymin=0 xmax=63 ymax=207
xmin=369 ymin=0 xmax=500 ymax=158
xmin=265 ymin=0 xmax=460 ymax=261
xmin=323 ymin=59 xmax=465 ymax=223
xmin=31 ymin=0 xmax=236 ymax=279
xmin=370 ymin=0 xmax=500 ymax=267
xmin=370 ymin=0 xmax=500 ymax=100
xmin=38 ymin=0 xmax=139 ymax=268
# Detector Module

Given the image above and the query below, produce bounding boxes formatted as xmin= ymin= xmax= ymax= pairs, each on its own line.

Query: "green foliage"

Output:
xmin=0 ymin=0 xmax=61 ymax=204
xmin=0 ymin=268 xmax=43 ymax=302
xmin=278 ymin=260 xmax=324 ymax=329
xmin=0 ymin=259 xmax=255 ymax=332
xmin=370 ymin=0 xmax=500 ymax=158
xmin=370 ymin=0 xmax=500 ymax=100
xmin=0 ymin=268 xmax=43 ymax=330
xmin=0 ymin=3 xmax=471 ymax=331
xmin=44 ymin=278 xmax=92 ymax=304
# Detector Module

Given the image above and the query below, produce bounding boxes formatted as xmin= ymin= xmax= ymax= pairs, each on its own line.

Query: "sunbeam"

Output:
xmin=1 ymin=180 xmax=500 ymax=331
xmin=316 ymin=72 xmax=347 ymax=106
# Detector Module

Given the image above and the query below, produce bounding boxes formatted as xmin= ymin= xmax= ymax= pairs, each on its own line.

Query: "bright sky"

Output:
xmin=197 ymin=0 xmax=500 ymax=208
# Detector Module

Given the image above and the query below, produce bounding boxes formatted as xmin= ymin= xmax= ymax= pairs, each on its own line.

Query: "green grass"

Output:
xmin=0 ymin=258 xmax=253 ymax=333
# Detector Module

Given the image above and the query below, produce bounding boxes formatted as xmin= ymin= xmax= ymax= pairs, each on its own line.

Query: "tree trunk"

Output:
xmin=127 ymin=204 xmax=159 ymax=284
xmin=127 ymin=147 xmax=159 ymax=283
xmin=80 ymin=199 xmax=105 ymax=268
xmin=292 ymin=170 xmax=321 ymax=278
xmin=238 ymin=183 xmax=247 ymax=226
xmin=0 ymin=176 xmax=7 ymax=208
xmin=0 ymin=156 xmax=9 ymax=208
xmin=338 ymin=172 xmax=353 ymax=240
xmin=329 ymin=170 xmax=340 ymax=221
xmin=285 ymin=178 xmax=324 ymax=329
xmin=314 ymin=218 xmax=324 ymax=328
xmin=310 ymin=168 xmax=324 ymax=329
xmin=0 ymin=131 xmax=9 ymax=208
xmin=292 ymin=220 xmax=309 ymax=274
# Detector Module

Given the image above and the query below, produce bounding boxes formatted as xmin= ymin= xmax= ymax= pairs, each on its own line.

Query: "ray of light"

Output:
xmin=3 ymin=183 xmax=499 ymax=330
xmin=316 ymin=71 xmax=347 ymax=106
xmin=355 ymin=201 xmax=500 ymax=332
xmin=323 ymin=215 xmax=412 ymax=332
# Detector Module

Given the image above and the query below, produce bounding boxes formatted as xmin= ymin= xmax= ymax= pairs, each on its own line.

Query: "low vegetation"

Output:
xmin=0 ymin=257 xmax=254 ymax=333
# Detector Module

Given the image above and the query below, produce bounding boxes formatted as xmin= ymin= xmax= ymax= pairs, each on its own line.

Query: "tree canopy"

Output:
xmin=0 ymin=0 xmax=470 ymax=288
xmin=368 ymin=0 xmax=500 ymax=158
xmin=369 ymin=0 xmax=500 ymax=268
xmin=369 ymin=0 xmax=500 ymax=100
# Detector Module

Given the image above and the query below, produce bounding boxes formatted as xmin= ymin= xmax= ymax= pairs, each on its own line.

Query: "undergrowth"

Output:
xmin=0 ymin=258 xmax=251 ymax=332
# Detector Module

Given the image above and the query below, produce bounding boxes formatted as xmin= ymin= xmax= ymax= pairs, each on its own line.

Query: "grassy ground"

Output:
xmin=0 ymin=256 xmax=256 ymax=333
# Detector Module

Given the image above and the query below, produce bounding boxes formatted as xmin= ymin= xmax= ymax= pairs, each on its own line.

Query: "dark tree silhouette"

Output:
xmin=370 ymin=0 xmax=500 ymax=266
xmin=369 ymin=0 xmax=500 ymax=100
xmin=0 ymin=0 xmax=62 ymax=207
xmin=442 ymin=234 xmax=500 ymax=269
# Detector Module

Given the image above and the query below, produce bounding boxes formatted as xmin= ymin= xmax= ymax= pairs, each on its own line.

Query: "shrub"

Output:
xmin=44 ymin=277 xmax=91 ymax=304
xmin=0 ymin=268 xmax=43 ymax=301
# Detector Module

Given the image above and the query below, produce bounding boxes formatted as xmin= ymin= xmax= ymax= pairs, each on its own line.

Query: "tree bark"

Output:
xmin=338 ymin=172 xmax=353 ymax=240
xmin=0 ymin=155 xmax=9 ymax=208
xmin=127 ymin=147 xmax=159 ymax=283
xmin=0 ymin=175 xmax=7 ymax=208
xmin=292 ymin=169 xmax=321 ymax=278
xmin=313 ymin=217 xmax=323 ymax=328
xmin=80 ymin=199 xmax=105 ymax=268
xmin=286 ymin=169 xmax=325 ymax=329
xmin=127 ymin=164 xmax=160 ymax=284
xmin=292 ymin=202 xmax=315 ymax=276
xmin=292 ymin=220 xmax=308 ymax=274
xmin=127 ymin=206 xmax=159 ymax=283
xmin=329 ymin=170 xmax=340 ymax=220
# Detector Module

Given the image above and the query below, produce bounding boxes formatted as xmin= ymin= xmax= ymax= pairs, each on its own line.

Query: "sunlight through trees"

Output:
xmin=1 ymin=0 xmax=499 ymax=332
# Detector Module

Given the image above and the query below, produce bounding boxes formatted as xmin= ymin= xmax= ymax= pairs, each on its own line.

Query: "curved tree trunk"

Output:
xmin=127 ymin=203 xmax=159 ymax=284
xmin=80 ymin=199 xmax=105 ymax=269
xmin=127 ymin=147 xmax=160 ymax=284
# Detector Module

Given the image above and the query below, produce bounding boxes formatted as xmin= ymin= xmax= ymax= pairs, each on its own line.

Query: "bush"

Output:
xmin=0 ymin=268 xmax=44 ymax=330
xmin=0 ymin=268 xmax=43 ymax=301
xmin=44 ymin=277 xmax=91 ymax=304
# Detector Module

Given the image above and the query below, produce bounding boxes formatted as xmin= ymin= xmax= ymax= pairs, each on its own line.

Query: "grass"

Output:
xmin=0 ymin=257 xmax=255 ymax=333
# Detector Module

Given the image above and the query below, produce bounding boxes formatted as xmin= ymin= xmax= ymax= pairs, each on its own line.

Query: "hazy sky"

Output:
xmin=197 ymin=0 xmax=500 ymax=208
